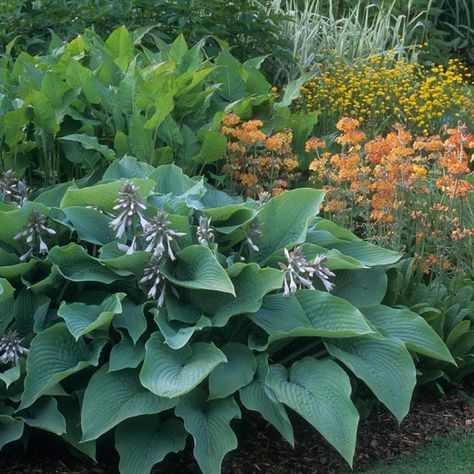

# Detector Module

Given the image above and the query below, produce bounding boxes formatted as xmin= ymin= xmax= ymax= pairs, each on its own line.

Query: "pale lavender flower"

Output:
xmin=246 ymin=219 xmax=262 ymax=252
xmin=0 ymin=170 xmax=29 ymax=206
xmin=278 ymin=247 xmax=335 ymax=297
xmin=0 ymin=330 xmax=28 ymax=365
xmin=110 ymin=182 xmax=148 ymax=253
xmin=144 ymin=211 xmax=186 ymax=260
xmin=256 ymin=190 xmax=271 ymax=207
xmin=139 ymin=256 xmax=166 ymax=307
xmin=196 ymin=216 xmax=214 ymax=246
xmin=14 ymin=210 xmax=56 ymax=260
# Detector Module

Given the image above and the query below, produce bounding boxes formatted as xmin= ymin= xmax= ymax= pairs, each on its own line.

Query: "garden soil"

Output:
xmin=0 ymin=386 xmax=472 ymax=474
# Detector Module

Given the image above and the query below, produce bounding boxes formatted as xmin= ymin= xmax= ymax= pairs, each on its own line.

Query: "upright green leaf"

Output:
xmin=208 ymin=343 xmax=257 ymax=399
xmin=239 ymin=355 xmax=294 ymax=446
xmin=81 ymin=365 xmax=176 ymax=442
xmin=58 ymin=293 xmax=125 ymax=340
xmin=104 ymin=26 xmax=135 ymax=71
xmin=175 ymin=389 xmax=241 ymax=474
xmin=140 ymin=334 xmax=226 ymax=399
xmin=266 ymin=358 xmax=358 ymax=465
xmin=21 ymin=323 xmax=104 ymax=409
xmin=325 ymin=336 xmax=416 ymax=422
xmin=116 ymin=416 xmax=187 ymax=474
xmin=254 ymin=189 xmax=325 ymax=263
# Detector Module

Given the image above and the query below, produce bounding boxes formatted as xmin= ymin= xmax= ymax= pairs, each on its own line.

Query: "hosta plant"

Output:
xmin=0 ymin=157 xmax=454 ymax=473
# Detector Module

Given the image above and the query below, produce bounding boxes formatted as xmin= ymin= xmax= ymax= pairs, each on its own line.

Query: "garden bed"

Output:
xmin=1 ymin=387 xmax=472 ymax=474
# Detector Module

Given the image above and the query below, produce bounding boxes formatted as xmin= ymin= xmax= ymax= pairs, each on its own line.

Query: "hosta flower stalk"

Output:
xmin=14 ymin=210 xmax=56 ymax=260
xmin=110 ymin=181 xmax=148 ymax=253
xmin=196 ymin=216 xmax=214 ymax=246
xmin=0 ymin=170 xmax=29 ymax=206
xmin=279 ymin=247 xmax=335 ymax=296
xmin=0 ymin=331 xmax=28 ymax=365
xmin=144 ymin=211 xmax=186 ymax=260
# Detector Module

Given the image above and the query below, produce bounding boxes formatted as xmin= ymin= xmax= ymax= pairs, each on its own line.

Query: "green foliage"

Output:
xmin=386 ymin=259 xmax=474 ymax=389
xmin=0 ymin=26 xmax=308 ymax=188
xmin=0 ymin=1 xmax=292 ymax=73
xmin=0 ymin=160 xmax=454 ymax=473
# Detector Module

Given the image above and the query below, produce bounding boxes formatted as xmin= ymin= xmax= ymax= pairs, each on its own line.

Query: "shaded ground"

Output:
xmin=0 ymin=387 xmax=473 ymax=474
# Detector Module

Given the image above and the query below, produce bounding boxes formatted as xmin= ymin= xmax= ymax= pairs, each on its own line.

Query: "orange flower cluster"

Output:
xmin=307 ymin=118 xmax=474 ymax=277
xmin=221 ymin=114 xmax=300 ymax=197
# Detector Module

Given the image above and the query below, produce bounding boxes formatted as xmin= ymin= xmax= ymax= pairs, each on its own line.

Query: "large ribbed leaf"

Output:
xmin=266 ymin=358 xmax=358 ymax=465
xmin=112 ymin=300 xmax=147 ymax=344
xmin=21 ymin=323 xmax=104 ymax=409
xmin=116 ymin=416 xmax=187 ymax=474
xmin=140 ymin=334 xmax=226 ymax=398
xmin=104 ymin=26 xmax=134 ymax=71
xmin=0 ymin=277 xmax=16 ymax=333
xmin=208 ymin=343 xmax=257 ymax=399
xmin=325 ymin=336 xmax=416 ymax=422
xmin=81 ymin=365 xmax=177 ymax=442
xmin=60 ymin=178 xmax=154 ymax=211
xmin=21 ymin=397 xmax=66 ymax=435
xmin=363 ymin=305 xmax=455 ymax=363
xmin=330 ymin=241 xmax=401 ymax=266
xmin=333 ymin=268 xmax=388 ymax=307
xmin=251 ymin=290 xmax=373 ymax=341
xmin=58 ymin=293 xmax=125 ymax=340
xmin=239 ymin=355 xmax=294 ymax=446
xmin=155 ymin=308 xmax=212 ymax=350
xmin=253 ymin=189 xmax=325 ymax=263
xmin=163 ymin=245 xmax=235 ymax=295
xmin=48 ymin=244 xmax=124 ymax=283
xmin=109 ymin=333 xmax=145 ymax=372
xmin=175 ymin=389 xmax=241 ymax=474
xmin=189 ymin=263 xmax=283 ymax=327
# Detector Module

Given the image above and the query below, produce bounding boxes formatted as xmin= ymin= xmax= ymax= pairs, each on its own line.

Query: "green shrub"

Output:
xmin=0 ymin=26 xmax=310 ymax=189
xmin=0 ymin=158 xmax=454 ymax=473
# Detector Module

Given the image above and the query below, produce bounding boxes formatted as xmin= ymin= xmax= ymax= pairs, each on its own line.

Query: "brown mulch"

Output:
xmin=0 ymin=387 xmax=473 ymax=474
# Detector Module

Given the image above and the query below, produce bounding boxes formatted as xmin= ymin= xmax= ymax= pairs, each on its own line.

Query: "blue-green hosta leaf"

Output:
xmin=202 ymin=205 xmax=256 ymax=235
xmin=116 ymin=416 xmax=187 ymax=474
xmin=109 ymin=333 xmax=146 ymax=372
xmin=251 ymin=290 xmax=373 ymax=342
xmin=0 ymin=259 xmax=37 ymax=280
xmin=58 ymin=293 xmax=125 ymax=340
xmin=325 ymin=336 xmax=416 ymax=422
xmin=266 ymin=358 xmax=358 ymax=465
xmin=21 ymin=397 xmax=66 ymax=435
xmin=149 ymin=164 xmax=196 ymax=195
xmin=299 ymin=244 xmax=367 ymax=270
xmin=59 ymin=397 xmax=96 ymax=461
xmin=112 ymin=300 xmax=147 ymax=344
xmin=331 ymin=241 xmax=401 ymax=267
xmin=208 ymin=343 xmax=257 ymax=400
xmin=0 ymin=365 xmax=21 ymax=389
xmin=0 ymin=415 xmax=24 ymax=450
xmin=253 ymin=189 xmax=325 ymax=263
xmin=103 ymin=155 xmax=155 ymax=180
xmin=175 ymin=388 xmax=241 ymax=474
xmin=362 ymin=305 xmax=455 ymax=363
xmin=99 ymin=244 xmax=150 ymax=278
xmin=189 ymin=263 xmax=283 ymax=327
xmin=60 ymin=178 xmax=155 ymax=211
xmin=14 ymin=288 xmax=50 ymax=337
xmin=140 ymin=334 xmax=226 ymax=398
xmin=50 ymin=207 xmax=116 ymax=245
xmin=0 ymin=277 xmax=15 ymax=333
xmin=81 ymin=365 xmax=177 ymax=442
xmin=154 ymin=308 xmax=212 ymax=350
xmin=239 ymin=355 xmax=294 ymax=446
xmin=21 ymin=323 xmax=105 ymax=409
xmin=163 ymin=245 xmax=235 ymax=295
xmin=333 ymin=268 xmax=388 ymax=307
xmin=48 ymin=243 xmax=125 ymax=284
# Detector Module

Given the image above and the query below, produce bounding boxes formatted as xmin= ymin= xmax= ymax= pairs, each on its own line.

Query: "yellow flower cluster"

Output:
xmin=299 ymin=56 xmax=473 ymax=134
